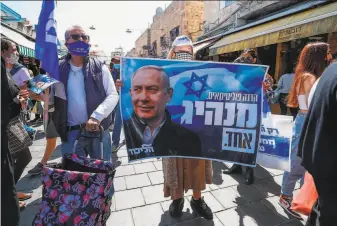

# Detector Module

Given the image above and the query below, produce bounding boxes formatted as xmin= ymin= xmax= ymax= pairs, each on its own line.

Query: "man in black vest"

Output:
xmin=53 ymin=25 xmax=119 ymax=161
xmin=123 ymin=65 xmax=201 ymax=161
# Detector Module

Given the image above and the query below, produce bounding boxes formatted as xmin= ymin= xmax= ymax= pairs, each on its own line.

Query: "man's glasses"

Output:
xmin=67 ymin=34 xmax=90 ymax=41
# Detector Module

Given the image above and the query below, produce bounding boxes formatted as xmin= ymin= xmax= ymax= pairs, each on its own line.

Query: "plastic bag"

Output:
xmin=291 ymin=172 xmax=318 ymax=216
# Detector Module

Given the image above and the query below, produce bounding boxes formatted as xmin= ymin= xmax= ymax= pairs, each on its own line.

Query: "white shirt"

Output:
xmin=308 ymin=78 xmax=320 ymax=107
xmin=7 ymin=67 xmax=31 ymax=86
xmin=67 ymin=62 xmax=119 ymax=126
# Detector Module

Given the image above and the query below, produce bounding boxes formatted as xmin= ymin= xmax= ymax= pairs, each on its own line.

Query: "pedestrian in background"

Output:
xmin=279 ymin=42 xmax=332 ymax=218
xmin=28 ymin=85 xmax=59 ymax=175
xmin=224 ymin=48 xmax=272 ymax=185
xmin=277 ymin=65 xmax=298 ymax=118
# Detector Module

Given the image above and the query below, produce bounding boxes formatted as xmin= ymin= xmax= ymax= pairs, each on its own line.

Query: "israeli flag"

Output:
xmin=35 ymin=0 xmax=59 ymax=81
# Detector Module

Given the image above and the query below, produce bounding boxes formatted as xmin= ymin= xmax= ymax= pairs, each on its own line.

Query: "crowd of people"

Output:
xmin=1 ymin=23 xmax=336 ymax=226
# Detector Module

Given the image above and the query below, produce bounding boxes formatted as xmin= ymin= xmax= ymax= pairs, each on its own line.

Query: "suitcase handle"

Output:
xmin=72 ymin=125 xmax=105 ymax=160
xmin=74 ymin=125 xmax=104 ymax=142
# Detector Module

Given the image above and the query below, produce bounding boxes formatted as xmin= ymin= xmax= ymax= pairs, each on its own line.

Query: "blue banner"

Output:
xmin=121 ymin=58 xmax=268 ymax=165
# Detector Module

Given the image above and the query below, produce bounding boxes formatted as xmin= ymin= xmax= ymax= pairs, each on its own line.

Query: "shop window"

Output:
xmin=160 ymin=36 xmax=170 ymax=49
xmin=220 ymin=1 xmax=234 ymax=9
xmin=151 ymin=41 xmax=157 ymax=56
xmin=170 ymin=26 xmax=180 ymax=42
xmin=17 ymin=23 xmax=24 ymax=31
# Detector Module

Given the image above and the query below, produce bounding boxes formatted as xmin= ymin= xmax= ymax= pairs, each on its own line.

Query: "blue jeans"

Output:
xmin=281 ymin=112 xmax=306 ymax=197
xmin=111 ymin=105 xmax=122 ymax=146
xmin=61 ymin=129 xmax=112 ymax=161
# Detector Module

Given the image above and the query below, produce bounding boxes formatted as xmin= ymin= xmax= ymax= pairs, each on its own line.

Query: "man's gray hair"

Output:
xmin=132 ymin=65 xmax=170 ymax=90
xmin=64 ymin=25 xmax=85 ymax=41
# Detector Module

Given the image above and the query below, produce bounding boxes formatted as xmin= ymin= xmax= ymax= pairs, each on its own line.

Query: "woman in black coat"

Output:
xmin=1 ymin=56 xmax=20 ymax=226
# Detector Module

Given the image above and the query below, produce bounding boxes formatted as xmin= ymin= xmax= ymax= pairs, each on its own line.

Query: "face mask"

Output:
xmin=5 ymin=53 xmax=19 ymax=64
xmin=174 ymin=52 xmax=193 ymax=60
xmin=114 ymin=64 xmax=120 ymax=70
xmin=66 ymin=41 xmax=90 ymax=56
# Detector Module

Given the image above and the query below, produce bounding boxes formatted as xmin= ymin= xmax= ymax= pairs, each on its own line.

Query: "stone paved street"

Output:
xmin=19 ymin=123 xmax=307 ymax=226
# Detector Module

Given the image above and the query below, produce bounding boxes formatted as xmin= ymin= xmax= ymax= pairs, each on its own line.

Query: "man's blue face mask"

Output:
xmin=66 ymin=41 xmax=90 ymax=56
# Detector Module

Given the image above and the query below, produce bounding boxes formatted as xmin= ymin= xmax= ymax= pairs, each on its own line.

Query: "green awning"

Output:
xmin=18 ymin=46 xmax=34 ymax=57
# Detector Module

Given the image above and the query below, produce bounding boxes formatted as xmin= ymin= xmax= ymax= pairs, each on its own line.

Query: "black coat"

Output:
xmin=124 ymin=110 xmax=201 ymax=161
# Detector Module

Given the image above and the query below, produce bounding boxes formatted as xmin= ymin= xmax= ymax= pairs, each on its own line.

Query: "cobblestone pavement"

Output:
xmin=19 ymin=123 xmax=307 ymax=226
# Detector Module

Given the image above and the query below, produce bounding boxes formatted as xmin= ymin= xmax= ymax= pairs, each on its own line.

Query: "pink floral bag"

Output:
xmin=32 ymin=154 xmax=116 ymax=226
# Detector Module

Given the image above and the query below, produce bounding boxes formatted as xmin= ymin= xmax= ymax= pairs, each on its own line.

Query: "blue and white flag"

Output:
xmin=35 ymin=0 xmax=59 ymax=80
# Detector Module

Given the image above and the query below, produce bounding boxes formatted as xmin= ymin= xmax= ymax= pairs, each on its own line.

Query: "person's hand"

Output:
xmin=85 ymin=117 xmax=100 ymax=132
xmin=262 ymin=81 xmax=271 ymax=93
xmin=115 ymin=79 xmax=123 ymax=90
xmin=19 ymin=89 xmax=29 ymax=100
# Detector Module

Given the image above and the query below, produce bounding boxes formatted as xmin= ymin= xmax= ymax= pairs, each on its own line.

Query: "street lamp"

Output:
xmin=126 ymin=28 xmax=164 ymax=33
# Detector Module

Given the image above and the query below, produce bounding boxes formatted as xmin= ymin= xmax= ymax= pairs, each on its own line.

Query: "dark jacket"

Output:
xmin=124 ymin=110 xmax=201 ymax=161
xmin=53 ymin=54 xmax=113 ymax=142
xmin=298 ymin=62 xmax=337 ymax=179
xmin=1 ymin=58 xmax=21 ymax=128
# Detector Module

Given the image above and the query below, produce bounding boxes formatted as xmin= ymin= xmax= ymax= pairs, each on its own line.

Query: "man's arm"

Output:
xmin=90 ymin=64 xmax=119 ymax=123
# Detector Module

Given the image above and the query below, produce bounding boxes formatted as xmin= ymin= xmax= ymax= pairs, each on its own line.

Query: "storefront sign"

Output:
xmin=278 ymin=25 xmax=308 ymax=41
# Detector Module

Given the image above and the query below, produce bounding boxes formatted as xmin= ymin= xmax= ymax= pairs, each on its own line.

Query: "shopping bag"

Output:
xmin=32 ymin=154 xmax=116 ymax=226
xmin=32 ymin=126 xmax=116 ymax=226
xmin=291 ymin=172 xmax=318 ymax=216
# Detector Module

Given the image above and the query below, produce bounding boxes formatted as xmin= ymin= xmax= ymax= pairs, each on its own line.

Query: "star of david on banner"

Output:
xmin=183 ymin=72 xmax=211 ymax=98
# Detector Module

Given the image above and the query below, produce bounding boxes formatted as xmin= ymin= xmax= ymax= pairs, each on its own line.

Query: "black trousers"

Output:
xmin=306 ymin=176 xmax=337 ymax=226
xmin=279 ymin=93 xmax=299 ymax=119
xmin=12 ymin=148 xmax=32 ymax=184
xmin=1 ymin=132 xmax=20 ymax=226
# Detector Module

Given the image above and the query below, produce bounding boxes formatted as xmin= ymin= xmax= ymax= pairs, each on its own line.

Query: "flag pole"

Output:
xmin=41 ymin=61 xmax=49 ymax=133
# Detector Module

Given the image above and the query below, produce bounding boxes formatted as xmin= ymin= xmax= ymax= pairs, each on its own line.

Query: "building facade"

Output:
xmin=1 ymin=2 xmax=36 ymax=60
xmin=199 ymin=0 xmax=337 ymax=114
xmin=134 ymin=28 xmax=150 ymax=57
xmin=134 ymin=0 xmax=204 ymax=58
xmin=111 ymin=47 xmax=125 ymax=58
xmin=126 ymin=48 xmax=136 ymax=57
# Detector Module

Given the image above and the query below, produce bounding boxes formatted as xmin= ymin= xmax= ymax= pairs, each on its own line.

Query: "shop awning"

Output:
xmin=193 ymin=38 xmax=220 ymax=54
xmin=1 ymin=24 xmax=35 ymax=57
xmin=210 ymin=2 xmax=337 ymax=56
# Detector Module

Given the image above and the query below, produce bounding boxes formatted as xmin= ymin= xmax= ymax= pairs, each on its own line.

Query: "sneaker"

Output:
xmin=278 ymin=194 xmax=302 ymax=219
xmin=169 ymin=198 xmax=184 ymax=217
xmin=28 ymin=162 xmax=44 ymax=176
xmin=190 ymin=197 xmax=213 ymax=220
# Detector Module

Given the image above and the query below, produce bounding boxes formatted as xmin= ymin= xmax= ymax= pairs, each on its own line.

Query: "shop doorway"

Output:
xmin=257 ymin=44 xmax=277 ymax=78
